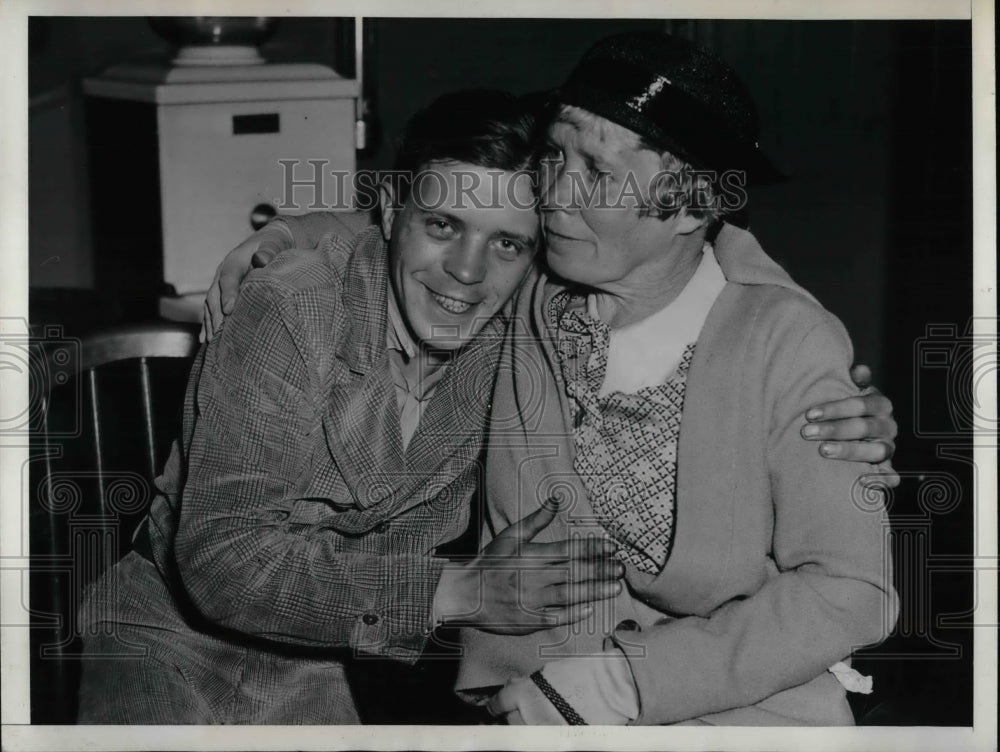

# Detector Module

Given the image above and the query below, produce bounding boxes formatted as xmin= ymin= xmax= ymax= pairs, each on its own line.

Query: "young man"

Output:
xmin=76 ymin=90 xmax=624 ymax=724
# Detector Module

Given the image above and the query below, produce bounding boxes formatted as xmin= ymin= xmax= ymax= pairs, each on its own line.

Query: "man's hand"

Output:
xmin=200 ymin=222 xmax=292 ymax=343
xmin=801 ymin=363 xmax=900 ymax=487
xmin=434 ymin=503 xmax=624 ymax=635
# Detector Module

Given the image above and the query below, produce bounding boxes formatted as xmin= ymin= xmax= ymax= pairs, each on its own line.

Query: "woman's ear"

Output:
xmin=378 ymin=180 xmax=399 ymax=240
xmin=674 ymin=206 xmax=708 ymax=235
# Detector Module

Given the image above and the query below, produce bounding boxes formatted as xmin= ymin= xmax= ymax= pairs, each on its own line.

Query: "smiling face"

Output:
xmin=540 ymin=107 xmax=702 ymax=294
xmin=380 ymin=160 xmax=540 ymax=351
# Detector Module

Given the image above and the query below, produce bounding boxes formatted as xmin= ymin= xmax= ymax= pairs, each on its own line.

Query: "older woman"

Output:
xmin=473 ymin=33 xmax=898 ymax=725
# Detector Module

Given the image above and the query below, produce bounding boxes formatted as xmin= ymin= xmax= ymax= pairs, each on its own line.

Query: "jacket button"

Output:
xmin=361 ymin=613 xmax=379 ymax=626
xmin=615 ymin=619 xmax=640 ymax=633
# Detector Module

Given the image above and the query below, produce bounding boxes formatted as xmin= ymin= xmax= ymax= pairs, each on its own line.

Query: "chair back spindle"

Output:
xmin=138 ymin=357 xmax=158 ymax=480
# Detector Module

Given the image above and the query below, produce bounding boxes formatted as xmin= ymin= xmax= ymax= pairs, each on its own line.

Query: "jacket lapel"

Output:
xmin=486 ymin=274 xmax=598 ymax=534
xmin=631 ymin=221 xmax=818 ymax=612
xmin=388 ymin=315 xmax=505 ymax=516
xmin=318 ymin=229 xmax=407 ymax=511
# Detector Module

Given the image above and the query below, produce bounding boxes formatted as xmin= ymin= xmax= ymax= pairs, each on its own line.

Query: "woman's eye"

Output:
xmin=587 ymin=161 xmax=611 ymax=180
xmin=542 ymin=144 xmax=564 ymax=163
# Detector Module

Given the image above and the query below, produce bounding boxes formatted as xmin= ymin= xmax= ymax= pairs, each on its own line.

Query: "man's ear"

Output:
xmin=378 ymin=180 xmax=399 ymax=240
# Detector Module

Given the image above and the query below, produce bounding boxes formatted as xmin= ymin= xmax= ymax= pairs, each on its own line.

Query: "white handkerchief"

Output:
xmin=828 ymin=661 xmax=874 ymax=694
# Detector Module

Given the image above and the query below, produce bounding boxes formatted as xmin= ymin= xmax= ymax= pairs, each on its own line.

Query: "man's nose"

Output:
xmin=443 ymin=239 xmax=487 ymax=285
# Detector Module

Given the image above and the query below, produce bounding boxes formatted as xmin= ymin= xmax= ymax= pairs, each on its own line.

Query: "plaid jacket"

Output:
xmin=80 ymin=227 xmax=504 ymax=719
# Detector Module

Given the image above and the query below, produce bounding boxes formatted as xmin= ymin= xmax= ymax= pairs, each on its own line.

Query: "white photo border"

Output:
xmin=1 ymin=1 xmax=994 ymax=750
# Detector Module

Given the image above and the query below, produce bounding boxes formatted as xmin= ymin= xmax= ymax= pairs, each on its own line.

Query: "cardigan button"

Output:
xmin=361 ymin=612 xmax=380 ymax=626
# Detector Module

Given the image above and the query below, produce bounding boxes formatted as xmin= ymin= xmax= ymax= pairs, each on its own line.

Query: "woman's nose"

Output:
xmin=542 ymin=163 xmax=577 ymax=212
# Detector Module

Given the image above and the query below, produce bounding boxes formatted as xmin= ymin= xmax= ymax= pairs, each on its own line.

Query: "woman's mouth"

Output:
xmin=429 ymin=290 xmax=474 ymax=314
xmin=545 ymin=227 xmax=583 ymax=244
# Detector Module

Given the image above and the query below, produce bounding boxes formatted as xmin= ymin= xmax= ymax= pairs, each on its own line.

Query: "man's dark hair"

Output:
xmin=390 ymin=89 xmax=542 ymax=206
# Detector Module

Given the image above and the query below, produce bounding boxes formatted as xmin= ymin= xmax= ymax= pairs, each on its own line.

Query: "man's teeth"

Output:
xmin=431 ymin=291 xmax=473 ymax=314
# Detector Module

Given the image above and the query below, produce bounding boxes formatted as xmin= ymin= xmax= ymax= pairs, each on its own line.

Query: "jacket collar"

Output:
xmin=711 ymin=222 xmax=817 ymax=302
xmin=538 ymin=221 xmax=815 ymax=317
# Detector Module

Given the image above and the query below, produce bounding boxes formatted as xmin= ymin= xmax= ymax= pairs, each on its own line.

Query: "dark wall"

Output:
xmin=355 ymin=18 xmax=666 ymax=171
xmin=28 ymin=16 xmax=895 ymax=373
xmin=871 ymin=20 xmax=974 ymax=726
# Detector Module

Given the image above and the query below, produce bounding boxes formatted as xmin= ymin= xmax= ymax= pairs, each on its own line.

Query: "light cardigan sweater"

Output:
xmin=457 ymin=223 xmax=899 ymax=725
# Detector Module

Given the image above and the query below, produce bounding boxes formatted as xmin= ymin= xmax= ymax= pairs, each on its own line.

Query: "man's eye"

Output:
xmin=426 ymin=220 xmax=455 ymax=238
xmin=494 ymin=238 xmax=523 ymax=258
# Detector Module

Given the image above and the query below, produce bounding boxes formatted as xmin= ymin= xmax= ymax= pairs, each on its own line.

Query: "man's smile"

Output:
xmin=427 ymin=287 xmax=477 ymax=314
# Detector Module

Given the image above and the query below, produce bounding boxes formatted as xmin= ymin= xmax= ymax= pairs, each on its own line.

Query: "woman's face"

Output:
xmin=539 ymin=108 xmax=693 ymax=292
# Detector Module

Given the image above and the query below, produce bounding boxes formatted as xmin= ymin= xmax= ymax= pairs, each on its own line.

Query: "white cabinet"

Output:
xmin=84 ymin=62 xmax=358 ymax=316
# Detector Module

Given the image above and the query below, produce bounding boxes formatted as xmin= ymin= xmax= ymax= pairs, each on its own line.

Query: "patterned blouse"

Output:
xmin=549 ymin=246 xmax=725 ymax=574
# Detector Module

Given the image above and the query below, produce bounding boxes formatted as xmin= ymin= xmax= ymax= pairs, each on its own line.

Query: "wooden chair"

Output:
xmin=32 ymin=321 xmax=200 ymax=723
xmin=40 ymin=322 xmax=200 ymax=518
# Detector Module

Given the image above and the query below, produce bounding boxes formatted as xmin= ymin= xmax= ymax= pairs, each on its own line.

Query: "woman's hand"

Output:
xmin=200 ymin=222 xmax=293 ymax=343
xmin=434 ymin=503 xmax=624 ymax=635
xmin=802 ymin=364 xmax=899 ymax=486
xmin=487 ymin=648 xmax=639 ymax=725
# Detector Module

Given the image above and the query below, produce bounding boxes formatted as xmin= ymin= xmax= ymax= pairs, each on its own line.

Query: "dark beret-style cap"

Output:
xmin=557 ymin=31 xmax=786 ymax=184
